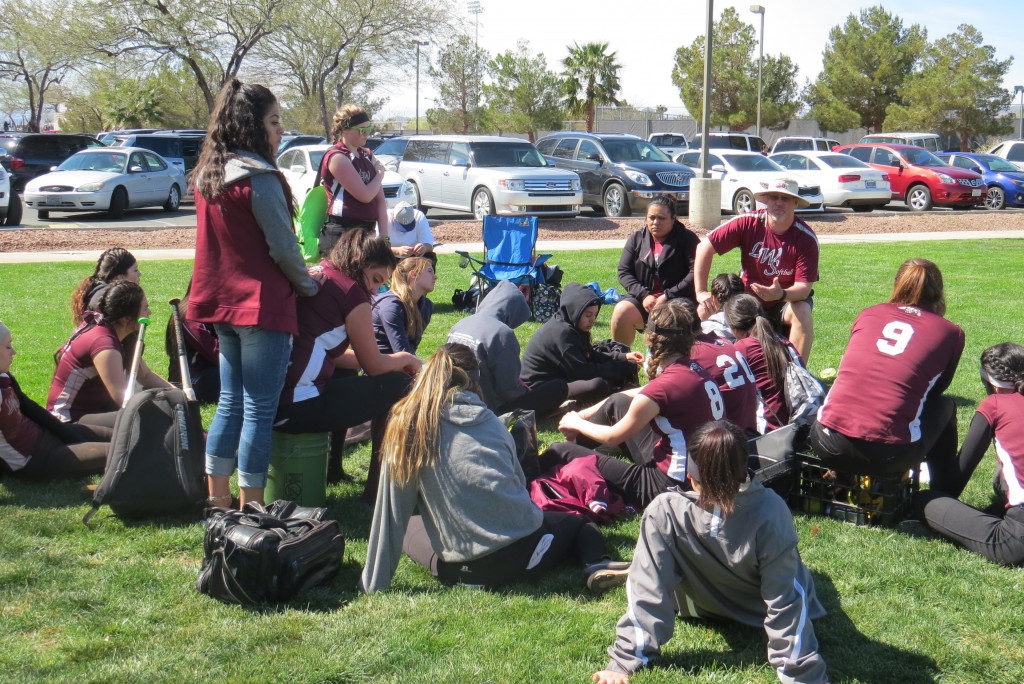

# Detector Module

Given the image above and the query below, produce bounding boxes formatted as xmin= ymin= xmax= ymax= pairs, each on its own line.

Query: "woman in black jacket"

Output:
xmin=610 ymin=195 xmax=699 ymax=346
xmin=521 ymin=283 xmax=641 ymax=407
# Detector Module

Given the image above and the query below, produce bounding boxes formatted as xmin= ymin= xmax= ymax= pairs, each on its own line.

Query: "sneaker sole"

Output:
xmin=587 ymin=568 xmax=630 ymax=593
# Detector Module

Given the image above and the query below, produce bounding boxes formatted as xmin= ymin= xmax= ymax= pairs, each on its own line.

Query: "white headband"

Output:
xmin=983 ymin=369 xmax=1015 ymax=390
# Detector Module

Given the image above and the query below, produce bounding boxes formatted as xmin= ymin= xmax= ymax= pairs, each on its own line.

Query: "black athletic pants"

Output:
xmin=402 ymin=511 xmax=606 ymax=588
xmin=543 ymin=441 xmax=674 ymax=511
xmin=915 ymin=492 xmax=1024 ymax=566
xmin=15 ymin=414 xmax=115 ymax=478
xmin=495 ymin=379 xmax=568 ymax=418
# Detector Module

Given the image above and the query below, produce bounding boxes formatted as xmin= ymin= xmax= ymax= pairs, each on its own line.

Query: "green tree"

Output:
xmin=805 ymin=5 xmax=927 ymax=133
xmin=428 ymin=35 xmax=488 ymax=134
xmin=670 ymin=7 xmax=799 ymax=130
xmin=561 ymin=42 xmax=621 ymax=133
xmin=0 ymin=0 xmax=83 ymax=132
xmin=483 ymin=41 xmax=562 ymax=141
xmin=884 ymin=25 xmax=1012 ymax=151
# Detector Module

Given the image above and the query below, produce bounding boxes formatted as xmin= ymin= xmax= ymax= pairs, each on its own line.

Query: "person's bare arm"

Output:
xmin=693 ymin=238 xmax=717 ymax=306
xmin=327 ymin=153 xmax=384 ymax=204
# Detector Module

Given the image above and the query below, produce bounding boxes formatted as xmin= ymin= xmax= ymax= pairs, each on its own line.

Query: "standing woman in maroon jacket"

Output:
xmin=188 ymin=79 xmax=319 ymax=509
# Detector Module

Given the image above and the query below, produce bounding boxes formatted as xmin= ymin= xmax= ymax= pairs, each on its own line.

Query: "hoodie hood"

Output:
xmin=223 ymin=150 xmax=279 ymax=185
xmin=558 ymin=282 xmax=603 ymax=328
xmin=442 ymin=390 xmax=496 ymax=427
xmin=475 ymin=280 xmax=531 ymax=329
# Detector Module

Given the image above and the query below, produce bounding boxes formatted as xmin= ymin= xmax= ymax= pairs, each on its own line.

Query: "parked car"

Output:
xmin=687 ymin=132 xmax=768 ymax=155
xmin=394 ymin=135 xmax=581 ymax=219
xmin=536 ymin=132 xmax=693 ymax=217
xmin=372 ymin=136 xmax=410 ymax=169
xmin=277 ymin=144 xmax=415 ymax=209
xmin=937 ymin=152 xmax=1024 ymax=210
xmin=23 ymin=147 xmax=186 ymax=219
xmin=1 ymin=167 xmax=22 ymax=225
xmin=986 ymin=140 xmax=1024 ymax=172
xmin=0 ymin=133 xmax=106 ymax=192
xmin=277 ymin=134 xmax=327 ymax=155
xmin=770 ymin=136 xmax=841 ymax=154
xmin=647 ymin=132 xmax=689 ymax=158
xmin=834 ymin=143 xmax=985 ymax=211
xmin=769 ymin=151 xmax=890 ymax=211
xmin=97 ymin=129 xmax=159 ymax=145
xmin=114 ymin=133 xmax=204 ymax=180
xmin=676 ymin=149 xmax=824 ymax=214
xmin=858 ymin=132 xmax=943 ymax=154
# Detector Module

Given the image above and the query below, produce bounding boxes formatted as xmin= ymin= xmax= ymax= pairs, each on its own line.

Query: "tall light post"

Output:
xmin=750 ymin=5 xmax=765 ymax=139
xmin=1016 ymin=85 xmax=1024 ymax=139
xmin=466 ymin=1 xmax=483 ymax=47
xmin=415 ymin=40 xmax=429 ymax=135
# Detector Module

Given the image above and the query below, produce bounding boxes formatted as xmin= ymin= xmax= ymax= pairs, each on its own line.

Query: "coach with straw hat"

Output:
xmin=691 ymin=177 xmax=820 ymax=362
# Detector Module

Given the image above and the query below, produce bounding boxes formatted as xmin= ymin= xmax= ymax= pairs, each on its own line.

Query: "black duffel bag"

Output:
xmin=196 ymin=500 xmax=345 ymax=605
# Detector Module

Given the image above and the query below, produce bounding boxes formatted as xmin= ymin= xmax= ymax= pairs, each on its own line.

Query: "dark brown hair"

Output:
xmin=724 ymin=294 xmax=788 ymax=390
xmin=644 ymin=299 xmax=695 ymax=379
xmin=327 ymin=228 xmax=397 ymax=291
xmin=688 ymin=420 xmax=749 ymax=516
xmin=71 ymin=247 xmax=137 ymax=324
xmin=980 ymin=342 xmax=1024 ymax=396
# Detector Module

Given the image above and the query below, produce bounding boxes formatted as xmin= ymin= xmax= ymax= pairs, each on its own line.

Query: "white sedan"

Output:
xmin=24 ymin=147 xmax=186 ymax=219
xmin=769 ymin=151 xmax=891 ymax=212
xmin=675 ymin=149 xmax=824 ymax=214
xmin=277 ymin=144 xmax=415 ymax=209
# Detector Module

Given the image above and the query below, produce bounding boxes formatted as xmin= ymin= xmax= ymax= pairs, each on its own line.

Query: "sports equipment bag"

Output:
xmin=784 ymin=362 xmax=825 ymax=427
xmin=196 ymin=501 xmax=345 ymax=605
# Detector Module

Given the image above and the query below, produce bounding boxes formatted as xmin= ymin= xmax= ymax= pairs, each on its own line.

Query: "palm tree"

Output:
xmin=561 ymin=42 xmax=622 ymax=132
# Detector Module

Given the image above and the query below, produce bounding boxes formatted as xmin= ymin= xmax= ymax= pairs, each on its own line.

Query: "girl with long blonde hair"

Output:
xmin=361 ymin=343 xmax=625 ymax=594
xmin=372 ymin=256 xmax=436 ymax=354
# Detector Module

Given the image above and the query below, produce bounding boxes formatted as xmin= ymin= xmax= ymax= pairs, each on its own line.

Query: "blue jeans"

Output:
xmin=205 ymin=324 xmax=292 ymax=489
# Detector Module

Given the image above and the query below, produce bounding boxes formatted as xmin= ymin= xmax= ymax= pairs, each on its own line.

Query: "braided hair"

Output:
xmin=980 ymin=343 xmax=1024 ymax=396
xmin=644 ymin=299 xmax=695 ymax=379
xmin=71 ymin=248 xmax=137 ymax=324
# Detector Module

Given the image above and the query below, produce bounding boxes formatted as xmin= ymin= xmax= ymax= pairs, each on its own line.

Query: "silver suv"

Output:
xmin=396 ymin=135 xmax=582 ymax=219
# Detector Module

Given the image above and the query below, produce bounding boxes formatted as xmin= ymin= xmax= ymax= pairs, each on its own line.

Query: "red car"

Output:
xmin=833 ymin=143 xmax=986 ymax=211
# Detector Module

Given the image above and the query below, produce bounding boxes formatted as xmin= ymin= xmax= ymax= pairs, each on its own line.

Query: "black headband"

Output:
xmin=347 ymin=112 xmax=370 ymax=128
xmin=645 ymin=320 xmax=689 ymax=336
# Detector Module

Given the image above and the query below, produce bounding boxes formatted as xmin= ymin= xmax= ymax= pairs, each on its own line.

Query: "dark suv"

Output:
xmin=536 ymin=132 xmax=694 ymax=216
xmin=0 ymin=133 xmax=106 ymax=192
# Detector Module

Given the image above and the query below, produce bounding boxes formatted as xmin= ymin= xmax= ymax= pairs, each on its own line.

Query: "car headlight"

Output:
xmin=499 ymin=179 xmax=525 ymax=191
xmin=571 ymin=178 xmax=581 ymax=191
xmin=76 ymin=182 xmax=105 ymax=192
xmin=624 ymin=169 xmax=653 ymax=186
xmin=936 ymin=173 xmax=955 ymax=185
xmin=1011 ymin=179 xmax=1024 ymax=188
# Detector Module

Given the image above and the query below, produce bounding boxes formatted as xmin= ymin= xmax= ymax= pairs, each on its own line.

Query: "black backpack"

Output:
xmin=82 ymin=387 xmax=206 ymax=523
xmin=196 ymin=501 xmax=346 ymax=605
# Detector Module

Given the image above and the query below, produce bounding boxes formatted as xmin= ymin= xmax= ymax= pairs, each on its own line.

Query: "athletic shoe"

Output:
xmin=584 ymin=560 xmax=631 ymax=593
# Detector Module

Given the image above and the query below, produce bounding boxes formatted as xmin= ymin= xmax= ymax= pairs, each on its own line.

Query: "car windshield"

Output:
xmin=983 ymin=156 xmax=1020 ymax=172
xmin=57 ymin=152 xmax=128 ymax=173
xmin=601 ymin=140 xmax=670 ymax=163
xmin=901 ymin=148 xmax=945 ymax=167
xmin=469 ymin=142 xmax=546 ymax=167
xmin=817 ymin=154 xmax=870 ymax=169
xmin=723 ymin=154 xmax=783 ymax=172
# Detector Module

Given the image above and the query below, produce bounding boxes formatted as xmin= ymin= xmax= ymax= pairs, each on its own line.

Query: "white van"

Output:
xmin=858 ymin=132 xmax=943 ymax=153
xmin=647 ymin=132 xmax=689 ymax=158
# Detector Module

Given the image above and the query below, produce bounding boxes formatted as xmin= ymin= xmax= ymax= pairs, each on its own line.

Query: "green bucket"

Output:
xmin=266 ymin=431 xmax=330 ymax=506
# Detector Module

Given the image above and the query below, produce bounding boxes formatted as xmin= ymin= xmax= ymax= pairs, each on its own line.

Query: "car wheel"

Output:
xmin=905 ymin=184 xmax=932 ymax=211
xmin=163 ymin=184 xmax=181 ymax=211
xmin=732 ymin=188 xmax=755 ymax=214
xmin=108 ymin=187 xmax=128 ymax=218
xmin=472 ymin=187 xmax=495 ymax=220
xmin=37 ymin=209 xmax=50 ymax=220
xmin=603 ymin=183 xmax=629 ymax=217
xmin=851 ymin=205 xmax=874 ymax=213
xmin=985 ymin=186 xmax=1006 ymax=210
xmin=4 ymin=190 xmax=22 ymax=226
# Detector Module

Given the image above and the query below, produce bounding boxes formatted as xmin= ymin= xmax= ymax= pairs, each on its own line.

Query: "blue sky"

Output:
xmin=375 ymin=0 xmax=1024 ymax=118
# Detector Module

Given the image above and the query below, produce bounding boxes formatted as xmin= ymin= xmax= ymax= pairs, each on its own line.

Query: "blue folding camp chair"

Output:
xmin=455 ymin=215 xmax=553 ymax=314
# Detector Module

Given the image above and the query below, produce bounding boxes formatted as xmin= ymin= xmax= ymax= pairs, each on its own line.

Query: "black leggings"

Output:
xmin=495 ymin=379 xmax=568 ymax=418
xmin=15 ymin=416 xmax=115 ymax=478
xmin=915 ymin=491 xmax=1024 ymax=566
xmin=808 ymin=395 xmax=959 ymax=488
xmin=543 ymin=441 xmax=676 ymax=510
xmin=402 ymin=511 xmax=606 ymax=588
xmin=566 ymin=378 xmax=614 ymax=406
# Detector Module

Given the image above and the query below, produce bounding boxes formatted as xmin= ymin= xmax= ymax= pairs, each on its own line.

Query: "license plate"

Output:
xmin=865 ymin=180 xmax=876 ymax=188
xmin=46 ymin=195 xmax=61 ymax=206
xmin=972 ymin=189 xmax=981 ymax=196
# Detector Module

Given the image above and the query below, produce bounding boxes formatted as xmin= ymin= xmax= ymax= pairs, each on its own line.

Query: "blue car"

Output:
xmin=937 ymin=152 xmax=1024 ymax=210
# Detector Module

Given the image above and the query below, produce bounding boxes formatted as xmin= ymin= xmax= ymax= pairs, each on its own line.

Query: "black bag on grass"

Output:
xmin=83 ymin=387 xmax=206 ymax=523
xmin=196 ymin=501 xmax=345 ymax=606
xmin=748 ymin=423 xmax=805 ymax=499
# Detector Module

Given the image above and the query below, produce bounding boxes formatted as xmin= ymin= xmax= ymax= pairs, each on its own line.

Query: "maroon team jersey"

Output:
xmin=707 ymin=211 xmax=819 ymax=310
xmin=321 ymin=143 xmax=380 ymax=222
xmin=733 ymin=335 xmax=800 ymax=433
xmin=47 ymin=323 xmax=123 ymax=422
xmin=690 ymin=332 xmax=758 ymax=433
xmin=639 ymin=357 xmax=723 ymax=479
xmin=280 ymin=261 xmax=371 ymax=406
xmin=818 ymin=303 xmax=964 ymax=444
xmin=978 ymin=392 xmax=1024 ymax=507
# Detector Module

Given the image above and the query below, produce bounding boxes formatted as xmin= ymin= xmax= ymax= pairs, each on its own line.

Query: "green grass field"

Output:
xmin=2 ymin=239 xmax=1024 ymax=683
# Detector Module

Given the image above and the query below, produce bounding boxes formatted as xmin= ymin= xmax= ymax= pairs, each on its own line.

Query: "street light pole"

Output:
xmin=1016 ymin=85 xmax=1024 ymax=139
xmin=750 ymin=5 xmax=765 ymax=139
xmin=466 ymin=1 xmax=483 ymax=47
xmin=415 ymin=40 xmax=429 ymax=136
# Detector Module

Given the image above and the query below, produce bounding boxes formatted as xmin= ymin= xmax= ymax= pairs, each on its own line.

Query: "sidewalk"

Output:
xmin=1 ymin=230 xmax=1022 ymax=263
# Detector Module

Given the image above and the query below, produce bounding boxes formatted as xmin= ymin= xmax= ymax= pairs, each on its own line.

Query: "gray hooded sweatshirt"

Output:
xmin=447 ymin=280 xmax=532 ymax=409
